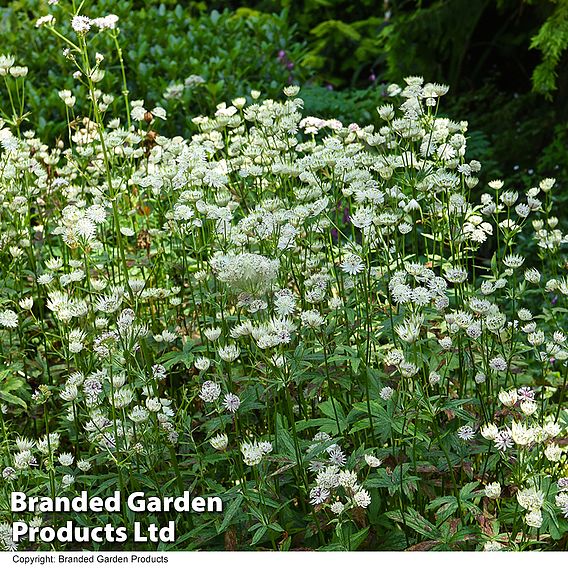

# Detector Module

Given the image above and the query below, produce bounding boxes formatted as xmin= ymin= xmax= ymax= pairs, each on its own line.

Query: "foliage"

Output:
xmin=529 ymin=0 xmax=568 ymax=97
xmin=0 ymin=0 xmax=308 ymax=139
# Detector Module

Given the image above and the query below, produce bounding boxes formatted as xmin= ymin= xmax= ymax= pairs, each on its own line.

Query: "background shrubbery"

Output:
xmin=3 ymin=0 xmax=568 ymax=194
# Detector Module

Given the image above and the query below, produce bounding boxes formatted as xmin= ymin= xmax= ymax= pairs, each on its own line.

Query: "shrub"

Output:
xmin=0 ymin=0 xmax=307 ymax=140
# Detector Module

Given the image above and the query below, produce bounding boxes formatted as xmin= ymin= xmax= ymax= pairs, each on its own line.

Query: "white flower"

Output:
xmin=210 ymin=252 xmax=279 ymax=296
xmin=511 ymin=421 xmax=534 ymax=446
xmin=525 ymin=509 xmax=543 ymax=528
xmin=483 ymin=541 xmax=504 ymax=551
xmin=0 ymin=310 xmax=18 ymax=328
xmin=484 ymin=482 xmax=501 ymax=499
xmin=481 ymin=423 xmax=499 ymax=440
xmin=517 ymin=486 xmax=544 ymax=511
xmin=503 ymin=254 xmax=525 ymax=269
xmin=494 ymin=430 xmax=514 ymax=451
xmin=545 ymin=443 xmax=563 ymax=462
xmin=520 ymin=400 xmax=538 ymax=416
xmin=241 ymin=441 xmax=264 ymax=466
xmin=223 ymin=393 xmax=241 ymax=413
xmin=340 ymin=254 xmax=365 ymax=276
xmin=36 ymin=15 xmax=56 ymax=27
xmin=92 ymin=15 xmax=119 ymax=30
xmin=309 ymin=487 xmax=330 ymax=505
xmin=330 ymin=501 xmax=345 ymax=515
xmin=300 ymin=310 xmax=325 ymax=328
xmin=364 ymin=454 xmax=382 ymax=468
xmin=498 ymin=389 xmax=517 ymax=407
xmin=218 ymin=344 xmax=240 ymax=362
xmin=489 ymin=356 xmax=507 ymax=372
xmin=71 ymin=15 xmax=91 ymax=34
xmin=457 ymin=425 xmax=476 ymax=440
xmin=62 ymin=474 xmax=75 ymax=487
xmin=199 ymin=381 xmax=221 ymax=403
xmin=379 ymin=386 xmax=394 ymax=400
xmin=195 ymin=357 xmax=211 ymax=371
xmin=204 ymin=327 xmax=222 ymax=341
xmin=210 ymin=433 xmax=228 ymax=451
xmin=58 ymin=453 xmax=74 ymax=467
xmin=353 ymin=489 xmax=371 ymax=508
xmin=77 ymin=460 xmax=91 ymax=472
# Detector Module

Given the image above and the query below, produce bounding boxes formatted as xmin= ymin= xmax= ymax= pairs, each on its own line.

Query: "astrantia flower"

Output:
xmin=0 ymin=310 xmax=18 ymax=328
xmin=330 ymin=501 xmax=345 ymax=515
xmin=511 ymin=421 xmax=534 ymax=446
xmin=481 ymin=423 xmax=499 ymax=440
xmin=483 ymin=541 xmax=504 ymax=551
xmin=327 ymin=446 xmax=347 ymax=467
xmin=457 ymin=425 xmax=476 ymax=440
xmin=223 ymin=393 xmax=241 ymax=413
xmin=316 ymin=466 xmax=340 ymax=489
xmin=210 ymin=433 xmax=228 ymax=451
xmin=463 ymin=214 xmax=493 ymax=243
xmin=524 ymin=268 xmax=541 ymax=284
xmin=517 ymin=486 xmax=544 ymax=511
xmin=545 ymin=443 xmax=563 ymax=462
xmin=194 ymin=357 xmax=211 ymax=371
xmin=494 ymin=430 xmax=514 ymax=451
xmin=300 ymin=310 xmax=325 ymax=328
xmin=241 ymin=441 xmax=264 ymax=466
xmin=445 ymin=266 xmax=468 ymax=283
xmin=517 ymin=386 xmax=535 ymax=401
xmin=364 ymin=454 xmax=382 ymax=468
xmin=58 ymin=453 xmax=74 ymax=467
xmin=274 ymin=289 xmax=297 ymax=316
xmin=77 ymin=460 xmax=91 ymax=472
xmin=520 ymin=400 xmax=538 ymax=416
xmin=210 ymin=252 xmax=279 ymax=296
xmin=379 ymin=386 xmax=394 ymax=400
xmin=309 ymin=486 xmax=330 ymax=505
xmin=484 ymin=482 xmax=501 ymax=499
xmin=429 ymin=372 xmax=441 ymax=386
xmin=338 ymin=470 xmax=358 ymax=488
xmin=204 ymin=327 xmax=222 ymax=341
xmin=199 ymin=381 xmax=221 ymax=403
xmin=525 ymin=509 xmax=543 ymax=528
xmin=129 ymin=405 xmax=149 ymax=423
xmin=218 ymin=344 xmax=240 ymax=362
xmin=498 ymin=389 xmax=517 ymax=407
xmin=474 ymin=372 xmax=486 ymax=384
xmin=62 ymin=474 xmax=75 ymax=487
xmin=543 ymin=420 xmax=561 ymax=438
xmin=353 ymin=489 xmax=371 ymax=508
xmin=489 ymin=356 xmax=507 ymax=372
xmin=2 ymin=467 xmax=16 ymax=480
xmin=340 ymin=254 xmax=365 ymax=276
xmin=555 ymin=493 xmax=568 ymax=519
xmin=503 ymin=254 xmax=525 ymax=269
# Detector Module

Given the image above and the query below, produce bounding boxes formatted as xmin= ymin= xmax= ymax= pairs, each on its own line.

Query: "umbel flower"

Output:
xmin=210 ymin=252 xmax=279 ymax=296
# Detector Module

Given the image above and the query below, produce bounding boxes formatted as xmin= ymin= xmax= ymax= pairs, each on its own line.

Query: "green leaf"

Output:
xmin=218 ymin=494 xmax=244 ymax=534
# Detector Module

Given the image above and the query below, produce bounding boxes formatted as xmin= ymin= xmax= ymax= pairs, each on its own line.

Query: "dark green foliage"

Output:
xmin=0 ymin=1 xmax=308 ymax=139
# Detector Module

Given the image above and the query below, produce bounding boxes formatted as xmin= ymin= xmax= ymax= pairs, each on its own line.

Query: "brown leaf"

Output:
xmin=406 ymin=540 xmax=439 ymax=551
